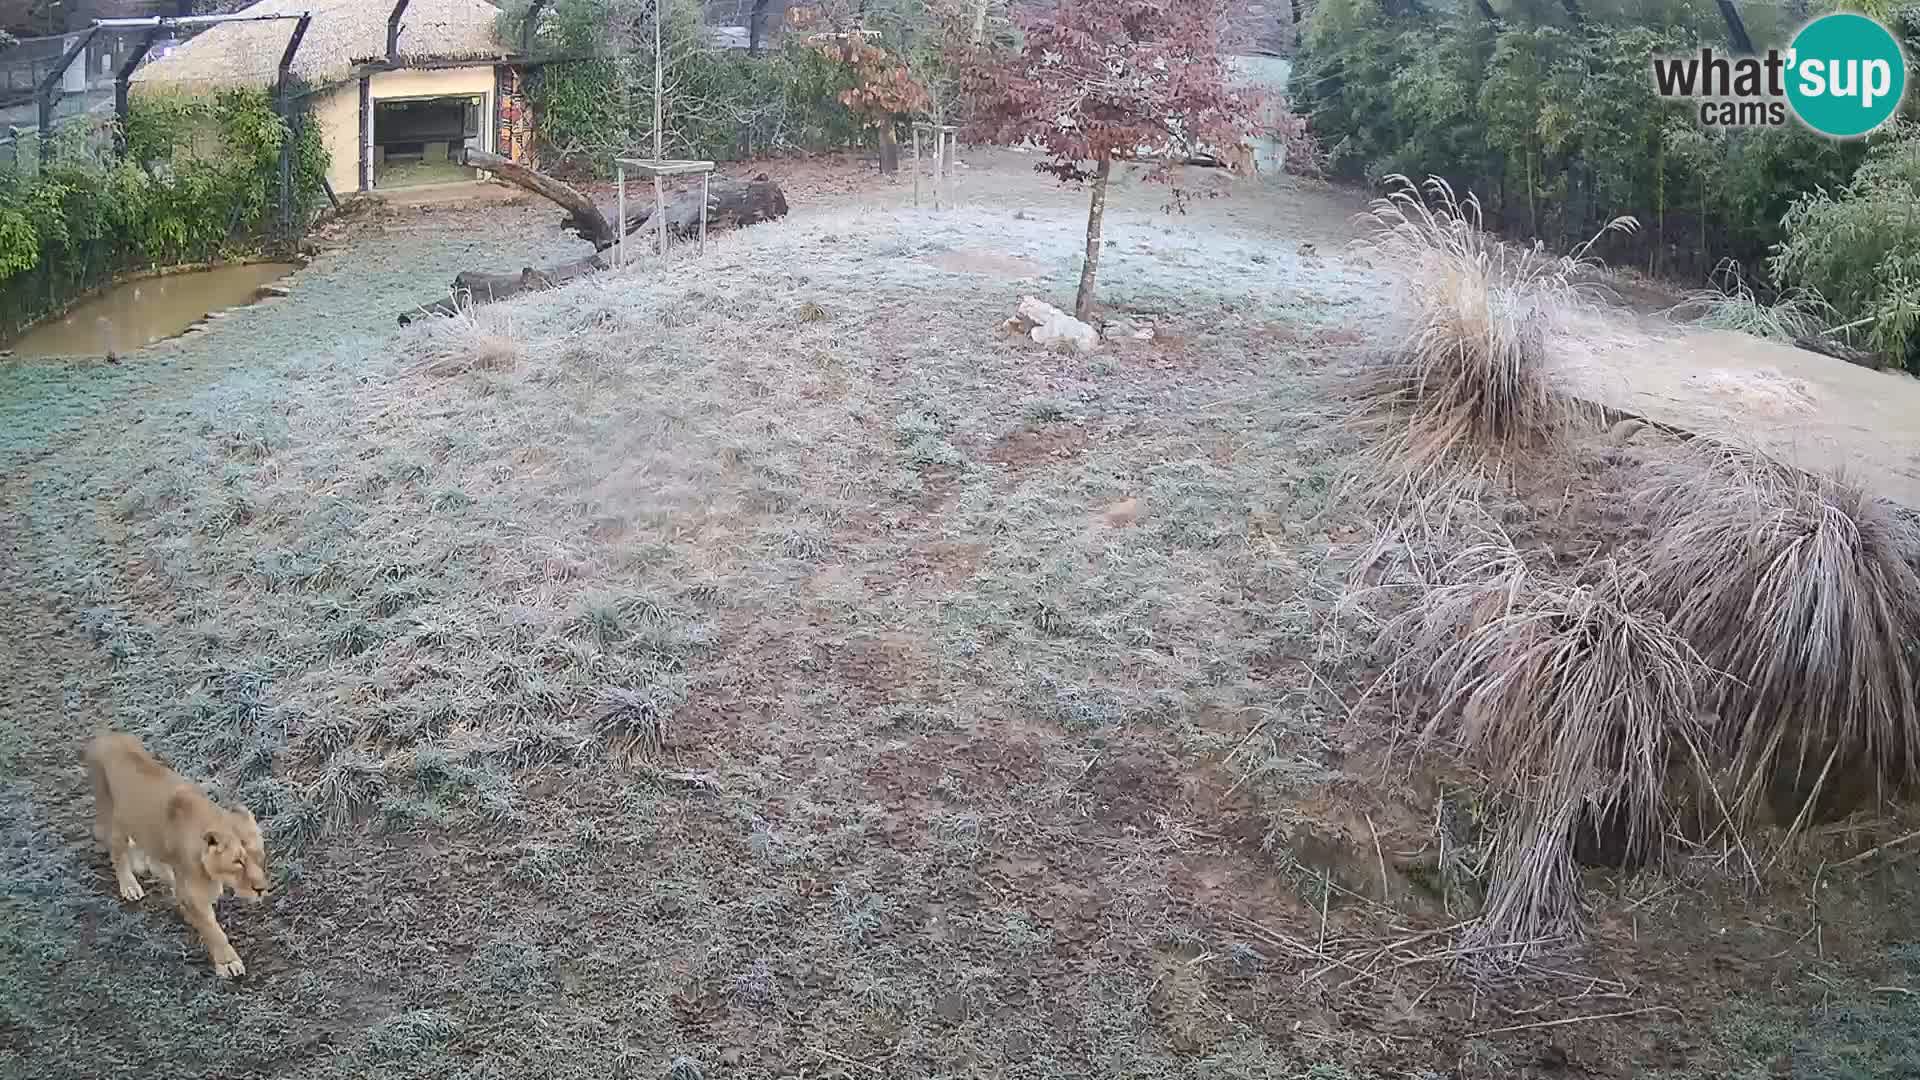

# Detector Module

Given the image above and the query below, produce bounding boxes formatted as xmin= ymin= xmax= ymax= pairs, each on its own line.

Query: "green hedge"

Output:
xmin=0 ymin=87 xmax=328 ymax=339
xmin=528 ymin=41 xmax=868 ymax=176
xmin=1292 ymin=0 xmax=1871 ymax=281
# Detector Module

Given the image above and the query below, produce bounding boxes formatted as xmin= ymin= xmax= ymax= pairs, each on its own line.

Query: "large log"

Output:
xmin=397 ymin=253 xmax=606 ymax=326
xmin=460 ymin=146 xmax=615 ymax=247
xmin=562 ymin=175 xmax=791 ymax=249
xmin=396 ymin=151 xmax=790 ymax=326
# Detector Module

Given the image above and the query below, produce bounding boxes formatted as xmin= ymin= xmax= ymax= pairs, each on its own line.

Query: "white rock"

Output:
xmin=1014 ymin=296 xmax=1098 ymax=354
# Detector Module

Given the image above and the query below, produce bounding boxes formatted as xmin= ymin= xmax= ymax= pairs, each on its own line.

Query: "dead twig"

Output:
xmin=1836 ymin=828 xmax=1920 ymax=868
xmin=1465 ymin=1005 xmax=1679 ymax=1040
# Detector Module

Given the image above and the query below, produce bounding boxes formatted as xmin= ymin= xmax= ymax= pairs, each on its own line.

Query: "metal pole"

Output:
xmin=386 ymin=0 xmax=410 ymax=58
xmin=912 ymin=126 xmax=920 ymax=207
xmin=37 ymin=28 xmax=98 ymax=163
xmin=654 ymin=174 xmax=665 ymax=258
xmin=653 ymin=0 xmax=665 ymax=258
xmin=698 ymin=170 xmax=708 ymax=255
xmin=275 ymin=14 xmax=313 ymax=238
xmin=616 ymin=163 xmax=626 ymax=268
xmin=933 ymin=129 xmax=944 ymax=211
xmin=115 ymin=27 xmax=163 ymax=149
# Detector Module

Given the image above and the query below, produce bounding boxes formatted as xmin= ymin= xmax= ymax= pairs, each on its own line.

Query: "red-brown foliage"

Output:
xmin=960 ymin=0 xmax=1261 ymax=182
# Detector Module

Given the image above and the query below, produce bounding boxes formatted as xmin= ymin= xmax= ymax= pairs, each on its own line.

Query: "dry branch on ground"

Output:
xmin=397 ymin=149 xmax=791 ymax=324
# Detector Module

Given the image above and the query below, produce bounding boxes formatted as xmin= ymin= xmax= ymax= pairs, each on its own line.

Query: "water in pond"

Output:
xmin=5 ymin=262 xmax=300 ymax=359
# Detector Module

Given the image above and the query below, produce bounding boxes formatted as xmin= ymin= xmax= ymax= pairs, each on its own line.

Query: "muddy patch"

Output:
xmin=7 ymin=263 xmax=300 ymax=359
xmin=923 ymin=248 xmax=1047 ymax=279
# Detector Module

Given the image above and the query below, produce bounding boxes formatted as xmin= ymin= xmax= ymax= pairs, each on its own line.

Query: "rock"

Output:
xmin=1100 ymin=497 xmax=1141 ymax=527
xmin=257 ymin=283 xmax=292 ymax=299
xmin=666 ymin=1057 xmax=704 ymax=1080
xmin=1013 ymin=296 xmax=1098 ymax=354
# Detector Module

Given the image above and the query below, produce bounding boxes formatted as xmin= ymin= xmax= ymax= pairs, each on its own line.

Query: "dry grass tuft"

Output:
xmin=795 ymin=300 xmax=829 ymax=323
xmin=1670 ymin=259 xmax=1833 ymax=342
xmin=1639 ymin=441 xmax=1920 ymax=829
xmin=1376 ymin=542 xmax=1715 ymax=954
xmin=404 ymin=300 xmax=527 ymax=377
xmin=1347 ymin=175 xmax=1632 ymax=496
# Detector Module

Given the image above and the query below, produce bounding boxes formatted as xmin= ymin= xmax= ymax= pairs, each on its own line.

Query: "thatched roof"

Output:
xmin=132 ymin=0 xmax=510 ymax=92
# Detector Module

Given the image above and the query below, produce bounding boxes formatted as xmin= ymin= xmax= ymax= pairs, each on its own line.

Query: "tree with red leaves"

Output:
xmin=817 ymin=32 xmax=930 ymax=175
xmin=962 ymin=0 xmax=1259 ymax=322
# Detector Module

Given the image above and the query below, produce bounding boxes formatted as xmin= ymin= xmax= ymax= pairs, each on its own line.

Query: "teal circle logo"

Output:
xmin=1786 ymin=13 xmax=1907 ymax=138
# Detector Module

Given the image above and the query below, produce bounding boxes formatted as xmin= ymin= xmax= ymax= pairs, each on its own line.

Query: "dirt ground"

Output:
xmin=2 ymin=150 xmax=1917 ymax=1080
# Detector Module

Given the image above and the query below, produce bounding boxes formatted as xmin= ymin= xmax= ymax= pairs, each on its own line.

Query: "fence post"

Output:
xmin=36 ymin=28 xmax=98 ymax=170
xmin=115 ymin=27 xmax=164 ymax=154
xmin=274 ymin=14 xmax=313 ymax=238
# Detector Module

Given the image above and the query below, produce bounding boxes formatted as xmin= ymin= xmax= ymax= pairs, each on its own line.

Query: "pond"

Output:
xmin=5 ymin=262 xmax=301 ymax=359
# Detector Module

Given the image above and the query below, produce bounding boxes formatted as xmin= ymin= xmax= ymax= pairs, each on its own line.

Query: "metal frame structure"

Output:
xmin=911 ymin=122 xmax=957 ymax=210
xmin=615 ymin=158 xmax=714 ymax=265
xmin=386 ymin=0 xmax=411 ymax=58
xmin=91 ymin=11 xmax=315 ymax=233
xmin=36 ymin=27 xmax=98 ymax=140
xmin=101 ymin=11 xmax=314 ymax=133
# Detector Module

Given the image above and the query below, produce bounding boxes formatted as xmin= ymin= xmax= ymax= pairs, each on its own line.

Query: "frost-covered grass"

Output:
xmin=0 ymin=194 xmax=1385 ymax=1079
xmin=3 ymin=170 xmax=1913 ymax=1080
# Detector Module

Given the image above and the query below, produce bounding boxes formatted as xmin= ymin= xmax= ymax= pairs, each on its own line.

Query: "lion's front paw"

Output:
xmin=213 ymin=954 xmax=246 ymax=979
xmin=118 ymin=878 xmax=145 ymax=902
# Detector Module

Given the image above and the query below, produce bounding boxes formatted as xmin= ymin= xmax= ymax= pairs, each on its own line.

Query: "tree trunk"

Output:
xmin=1074 ymin=154 xmax=1112 ymax=324
xmin=460 ymin=146 xmax=615 ymax=247
xmin=878 ymin=121 xmax=899 ymax=175
xmin=398 ymin=156 xmax=790 ymax=324
xmin=562 ymin=176 xmax=791 ymax=248
xmin=398 ymin=253 xmax=607 ymax=325
xmin=972 ymin=0 xmax=991 ymax=44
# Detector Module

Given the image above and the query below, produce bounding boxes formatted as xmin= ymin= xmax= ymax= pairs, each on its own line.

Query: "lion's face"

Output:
xmin=201 ymin=807 xmax=270 ymax=902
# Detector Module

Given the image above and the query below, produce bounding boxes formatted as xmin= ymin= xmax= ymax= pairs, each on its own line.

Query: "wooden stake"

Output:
xmin=653 ymin=0 xmax=665 ymax=258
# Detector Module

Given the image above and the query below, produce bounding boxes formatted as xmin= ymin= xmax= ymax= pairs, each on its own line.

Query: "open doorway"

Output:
xmin=372 ymin=94 xmax=484 ymax=188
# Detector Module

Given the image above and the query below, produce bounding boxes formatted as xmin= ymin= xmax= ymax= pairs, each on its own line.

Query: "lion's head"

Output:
xmin=200 ymin=807 xmax=270 ymax=901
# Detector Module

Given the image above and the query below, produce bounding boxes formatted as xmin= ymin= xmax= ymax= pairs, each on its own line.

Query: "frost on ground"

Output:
xmin=0 ymin=199 xmax=1378 ymax=1079
xmin=0 ymin=174 xmax=1911 ymax=1080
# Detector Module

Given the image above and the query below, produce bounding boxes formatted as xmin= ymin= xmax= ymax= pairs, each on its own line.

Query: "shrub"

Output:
xmin=1672 ymin=259 xmax=1832 ymax=342
xmin=1294 ymin=0 xmax=1865 ymax=279
xmin=1771 ymin=125 xmax=1920 ymax=370
xmin=1638 ymin=441 xmax=1920 ymax=830
xmin=0 ymin=88 xmax=327 ymax=337
xmin=1347 ymin=174 xmax=1628 ymax=492
xmin=1374 ymin=544 xmax=1715 ymax=953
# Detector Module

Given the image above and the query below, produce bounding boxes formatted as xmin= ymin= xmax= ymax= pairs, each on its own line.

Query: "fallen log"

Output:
xmin=462 ymin=147 xmax=616 ymax=247
xmin=561 ymin=174 xmax=792 ymax=249
xmin=397 ymin=253 xmax=607 ymax=325
xmin=1793 ymin=334 xmax=1885 ymax=371
xmin=395 ymin=150 xmax=790 ymax=325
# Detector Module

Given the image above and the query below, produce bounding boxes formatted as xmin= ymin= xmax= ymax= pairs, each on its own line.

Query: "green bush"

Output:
xmin=1772 ymin=125 xmax=1920 ymax=369
xmin=528 ymin=42 xmax=865 ymax=176
xmin=1292 ymin=0 xmax=1868 ymax=279
xmin=0 ymin=87 xmax=326 ymax=338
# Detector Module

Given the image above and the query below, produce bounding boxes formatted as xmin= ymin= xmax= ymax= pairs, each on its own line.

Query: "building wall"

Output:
xmin=318 ymin=65 xmax=500 ymax=192
xmin=313 ymin=80 xmax=359 ymax=195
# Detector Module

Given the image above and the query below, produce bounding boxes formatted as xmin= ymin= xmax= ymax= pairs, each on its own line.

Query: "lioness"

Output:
xmin=85 ymin=732 xmax=270 ymax=978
